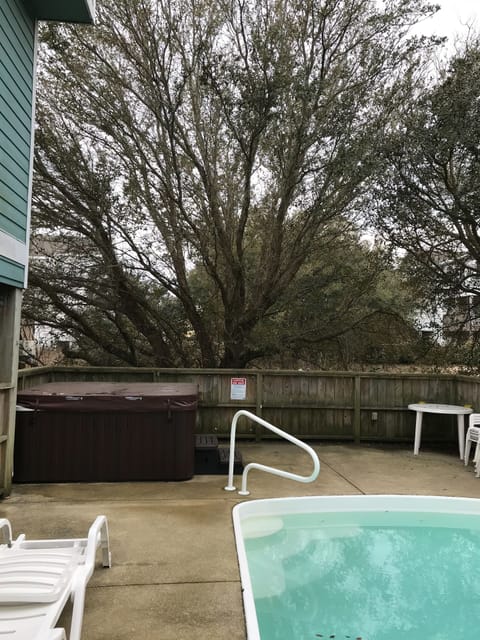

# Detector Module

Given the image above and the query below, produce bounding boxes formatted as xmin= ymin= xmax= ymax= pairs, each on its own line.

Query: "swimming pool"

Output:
xmin=232 ymin=495 xmax=480 ymax=640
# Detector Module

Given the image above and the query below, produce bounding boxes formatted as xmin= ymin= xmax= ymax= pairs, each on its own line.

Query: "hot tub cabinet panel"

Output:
xmin=14 ymin=382 xmax=198 ymax=482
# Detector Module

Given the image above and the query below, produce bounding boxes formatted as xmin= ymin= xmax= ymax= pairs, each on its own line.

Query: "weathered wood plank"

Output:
xmin=15 ymin=366 xmax=480 ymax=446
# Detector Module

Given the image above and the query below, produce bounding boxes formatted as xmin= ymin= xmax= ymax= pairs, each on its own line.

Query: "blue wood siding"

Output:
xmin=0 ymin=0 xmax=34 ymax=246
xmin=0 ymin=255 xmax=25 ymax=287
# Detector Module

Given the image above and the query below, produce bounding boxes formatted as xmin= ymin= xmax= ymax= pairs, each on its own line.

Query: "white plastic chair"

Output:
xmin=474 ymin=448 xmax=480 ymax=478
xmin=0 ymin=516 xmax=111 ymax=640
xmin=464 ymin=413 xmax=480 ymax=475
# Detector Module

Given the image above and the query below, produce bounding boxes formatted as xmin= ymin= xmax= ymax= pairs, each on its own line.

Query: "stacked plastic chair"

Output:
xmin=464 ymin=413 xmax=480 ymax=477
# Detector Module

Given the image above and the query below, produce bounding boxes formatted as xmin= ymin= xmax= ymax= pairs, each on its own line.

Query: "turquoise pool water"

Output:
xmin=243 ymin=510 xmax=480 ymax=640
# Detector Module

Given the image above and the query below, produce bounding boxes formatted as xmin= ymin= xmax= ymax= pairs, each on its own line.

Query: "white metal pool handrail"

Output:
xmin=224 ymin=409 xmax=320 ymax=496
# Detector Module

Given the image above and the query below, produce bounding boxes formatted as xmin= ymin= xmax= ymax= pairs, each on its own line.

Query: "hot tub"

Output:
xmin=14 ymin=382 xmax=198 ymax=482
xmin=233 ymin=494 xmax=480 ymax=640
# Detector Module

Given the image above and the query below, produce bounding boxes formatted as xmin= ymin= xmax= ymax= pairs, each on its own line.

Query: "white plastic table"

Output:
xmin=408 ymin=403 xmax=473 ymax=458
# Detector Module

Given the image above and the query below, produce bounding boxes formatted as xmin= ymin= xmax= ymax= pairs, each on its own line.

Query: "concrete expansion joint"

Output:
xmin=317 ymin=458 xmax=366 ymax=495
xmin=89 ymin=579 xmax=241 ymax=589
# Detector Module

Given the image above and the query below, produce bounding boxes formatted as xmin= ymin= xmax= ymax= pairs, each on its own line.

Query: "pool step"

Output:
xmin=195 ymin=434 xmax=243 ymax=475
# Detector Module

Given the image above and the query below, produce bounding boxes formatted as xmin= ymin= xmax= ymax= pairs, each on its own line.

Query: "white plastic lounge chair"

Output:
xmin=0 ymin=515 xmax=111 ymax=640
xmin=465 ymin=413 xmax=480 ymax=474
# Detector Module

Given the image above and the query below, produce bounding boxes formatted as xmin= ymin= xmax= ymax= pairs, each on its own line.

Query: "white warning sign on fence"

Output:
xmin=230 ymin=377 xmax=247 ymax=400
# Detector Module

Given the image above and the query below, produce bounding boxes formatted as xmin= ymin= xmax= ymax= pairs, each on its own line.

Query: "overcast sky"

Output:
xmin=420 ymin=0 xmax=479 ymax=39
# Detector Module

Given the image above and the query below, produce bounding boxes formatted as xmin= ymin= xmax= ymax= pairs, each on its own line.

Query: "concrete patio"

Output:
xmin=1 ymin=441 xmax=480 ymax=639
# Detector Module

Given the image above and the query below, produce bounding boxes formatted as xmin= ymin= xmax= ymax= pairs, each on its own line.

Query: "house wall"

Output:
xmin=0 ymin=0 xmax=36 ymax=288
xmin=0 ymin=0 xmax=94 ymax=496
xmin=0 ymin=0 xmax=36 ymax=496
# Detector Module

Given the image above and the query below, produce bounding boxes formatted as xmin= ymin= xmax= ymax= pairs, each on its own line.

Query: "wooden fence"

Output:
xmin=16 ymin=366 xmax=480 ymax=446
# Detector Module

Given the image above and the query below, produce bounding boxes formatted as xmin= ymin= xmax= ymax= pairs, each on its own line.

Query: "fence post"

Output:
xmin=255 ymin=373 xmax=263 ymax=441
xmin=353 ymin=374 xmax=361 ymax=444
